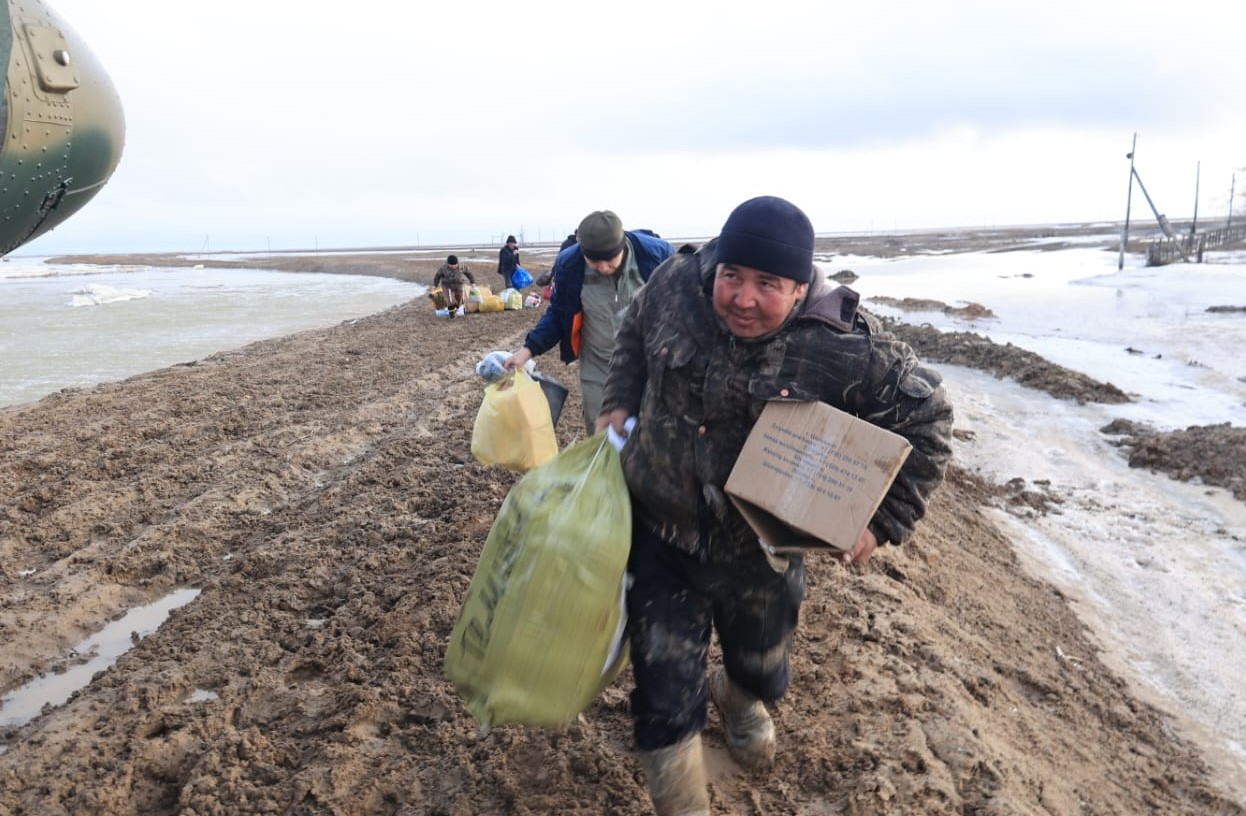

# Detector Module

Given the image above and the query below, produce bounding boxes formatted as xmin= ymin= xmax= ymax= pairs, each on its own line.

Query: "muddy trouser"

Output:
xmin=626 ymin=516 xmax=806 ymax=752
xmin=444 ymin=284 xmax=465 ymax=310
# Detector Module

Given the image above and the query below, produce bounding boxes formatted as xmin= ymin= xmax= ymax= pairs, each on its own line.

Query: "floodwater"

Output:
xmin=0 ymin=257 xmax=423 ymax=408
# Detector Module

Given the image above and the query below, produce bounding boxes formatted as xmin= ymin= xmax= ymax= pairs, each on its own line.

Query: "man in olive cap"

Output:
xmin=506 ymin=210 xmax=674 ymax=434
xmin=596 ymin=196 xmax=954 ymax=815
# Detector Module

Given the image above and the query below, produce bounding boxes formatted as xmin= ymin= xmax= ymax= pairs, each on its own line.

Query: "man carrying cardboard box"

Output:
xmin=597 ymin=195 xmax=954 ymax=816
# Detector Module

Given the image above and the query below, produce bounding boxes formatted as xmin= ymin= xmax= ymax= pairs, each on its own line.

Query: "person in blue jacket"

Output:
xmin=505 ymin=210 xmax=675 ymax=434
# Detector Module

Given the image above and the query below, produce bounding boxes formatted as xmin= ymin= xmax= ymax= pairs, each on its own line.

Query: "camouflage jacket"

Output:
xmin=600 ymin=239 xmax=954 ymax=562
xmin=433 ymin=263 xmax=474 ymax=289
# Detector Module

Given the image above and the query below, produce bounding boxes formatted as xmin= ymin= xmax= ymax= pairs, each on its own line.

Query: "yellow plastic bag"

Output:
xmin=470 ymin=370 xmax=558 ymax=472
xmin=445 ymin=434 xmax=632 ymax=728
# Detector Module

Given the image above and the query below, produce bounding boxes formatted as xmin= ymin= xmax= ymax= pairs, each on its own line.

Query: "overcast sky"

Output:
xmin=22 ymin=0 xmax=1246 ymax=255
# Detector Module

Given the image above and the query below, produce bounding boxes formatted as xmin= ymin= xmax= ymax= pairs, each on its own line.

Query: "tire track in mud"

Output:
xmin=0 ymin=303 xmax=535 ymax=693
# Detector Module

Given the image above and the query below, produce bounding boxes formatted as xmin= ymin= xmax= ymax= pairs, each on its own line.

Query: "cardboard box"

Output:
xmin=724 ymin=401 xmax=911 ymax=553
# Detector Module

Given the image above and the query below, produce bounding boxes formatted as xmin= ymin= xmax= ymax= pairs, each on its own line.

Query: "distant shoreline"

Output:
xmin=39 ymin=220 xmax=1163 ymax=272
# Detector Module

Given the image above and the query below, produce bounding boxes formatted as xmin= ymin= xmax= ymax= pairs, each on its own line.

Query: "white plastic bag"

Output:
xmin=475 ymin=351 xmax=535 ymax=383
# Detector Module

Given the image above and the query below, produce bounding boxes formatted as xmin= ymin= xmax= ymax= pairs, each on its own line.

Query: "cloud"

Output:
xmin=18 ymin=0 xmax=1245 ymax=255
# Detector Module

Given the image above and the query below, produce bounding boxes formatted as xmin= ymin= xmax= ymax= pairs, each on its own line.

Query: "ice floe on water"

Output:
xmin=66 ymin=282 xmax=152 ymax=307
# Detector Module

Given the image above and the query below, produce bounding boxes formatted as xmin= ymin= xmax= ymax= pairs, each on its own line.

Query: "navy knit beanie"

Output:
xmin=716 ymin=196 xmax=815 ymax=282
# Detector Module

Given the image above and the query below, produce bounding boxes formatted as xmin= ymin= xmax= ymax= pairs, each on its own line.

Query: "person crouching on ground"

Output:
xmin=596 ymin=195 xmax=954 ymax=815
xmin=504 ymin=210 xmax=674 ymax=434
xmin=432 ymin=254 xmax=475 ymax=317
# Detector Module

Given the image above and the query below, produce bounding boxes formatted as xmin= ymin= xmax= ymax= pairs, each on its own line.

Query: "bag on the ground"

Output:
xmin=445 ymin=434 xmax=632 ymax=728
xmin=470 ymin=369 xmax=558 ymax=472
xmin=511 ymin=266 xmax=533 ymax=289
xmin=501 ymin=288 xmax=523 ymax=310
xmin=479 ymin=294 xmax=504 ymax=313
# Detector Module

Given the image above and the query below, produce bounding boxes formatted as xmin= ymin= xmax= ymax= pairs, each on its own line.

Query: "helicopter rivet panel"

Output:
xmin=0 ymin=0 xmax=125 ymax=255
xmin=22 ymin=24 xmax=78 ymax=92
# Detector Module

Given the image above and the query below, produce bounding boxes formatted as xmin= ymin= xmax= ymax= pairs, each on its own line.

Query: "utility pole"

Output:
xmin=1229 ymin=173 xmax=1236 ymax=232
xmin=1119 ymin=133 xmax=1137 ymax=271
xmin=1191 ymin=161 xmax=1200 ymax=235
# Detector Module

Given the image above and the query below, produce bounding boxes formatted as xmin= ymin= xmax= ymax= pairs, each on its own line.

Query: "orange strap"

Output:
xmin=570 ymin=311 xmax=583 ymax=359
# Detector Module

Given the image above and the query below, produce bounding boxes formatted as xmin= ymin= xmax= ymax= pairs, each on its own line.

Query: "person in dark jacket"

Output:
xmin=535 ymin=232 xmax=577 ymax=291
xmin=505 ymin=210 xmax=674 ymax=434
xmin=596 ymin=196 xmax=954 ymax=816
xmin=497 ymin=235 xmax=520 ymax=290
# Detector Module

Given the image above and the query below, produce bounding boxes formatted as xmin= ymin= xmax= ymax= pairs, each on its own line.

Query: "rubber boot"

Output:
xmin=637 ymin=734 xmax=710 ymax=816
xmin=708 ymin=667 xmax=776 ymax=770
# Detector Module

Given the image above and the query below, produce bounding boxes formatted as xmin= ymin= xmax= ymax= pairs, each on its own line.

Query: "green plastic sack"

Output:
xmin=470 ymin=369 xmax=558 ymax=472
xmin=445 ymin=434 xmax=632 ymax=729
